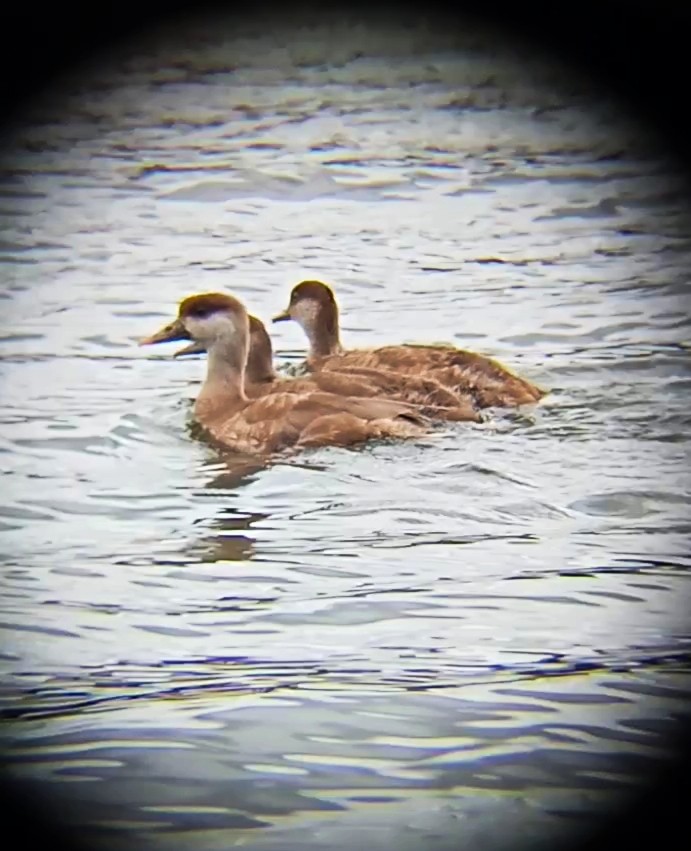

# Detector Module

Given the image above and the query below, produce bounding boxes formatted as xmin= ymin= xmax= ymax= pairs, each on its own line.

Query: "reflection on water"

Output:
xmin=1 ymin=13 xmax=691 ymax=851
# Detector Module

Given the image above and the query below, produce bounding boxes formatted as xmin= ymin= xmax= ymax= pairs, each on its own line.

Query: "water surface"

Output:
xmin=1 ymin=16 xmax=690 ymax=851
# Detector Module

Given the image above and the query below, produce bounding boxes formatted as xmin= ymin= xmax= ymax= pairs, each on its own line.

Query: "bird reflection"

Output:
xmin=196 ymin=447 xmax=268 ymax=491
xmin=196 ymin=443 xmax=331 ymax=491
xmin=178 ymin=452 xmax=328 ymax=566
xmin=189 ymin=528 xmax=257 ymax=563
xmin=176 ymin=455 xmax=265 ymax=564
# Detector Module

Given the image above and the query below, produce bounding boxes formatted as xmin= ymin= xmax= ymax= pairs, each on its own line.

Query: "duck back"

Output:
xmin=247 ymin=366 xmax=482 ymax=422
xmin=314 ymin=346 xmax=544 ymax=408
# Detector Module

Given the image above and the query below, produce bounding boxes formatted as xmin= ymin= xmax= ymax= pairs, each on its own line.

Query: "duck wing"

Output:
xmin=316 ymin=347 xmax=543 ymax=408
xmin=421 ymin=362 xmax=544 ymax=407
xmin=291 ymin=391 xmax=427 ymax=426
xmin=319 ymin=364 xmax=482 ymax=421
xmin=205 ymin=390 xmax=427 ymax=454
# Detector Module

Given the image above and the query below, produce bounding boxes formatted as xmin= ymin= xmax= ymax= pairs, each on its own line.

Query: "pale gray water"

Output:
xmin=1 ymin=15 xmax=690 ymax=851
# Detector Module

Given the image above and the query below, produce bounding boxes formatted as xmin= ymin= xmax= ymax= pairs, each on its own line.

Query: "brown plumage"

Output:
xmin=179 ymin=311 xmax=483 ymax=423
xmin=272 ymin=280 xmax=546 ymax=408
xmin=139 ymin=293 xmax=430 ymax=455
xmin=243 ymin=316 xmax=482 ymax=423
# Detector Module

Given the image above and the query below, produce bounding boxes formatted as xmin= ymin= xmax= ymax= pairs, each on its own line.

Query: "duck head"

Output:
xmin=139 ymin=293 xmax=249 ymax=363
xmin=163 ymin=310 xmax=277 ymax=383
xmin=272 ymin=280 xmax=342 ymax=357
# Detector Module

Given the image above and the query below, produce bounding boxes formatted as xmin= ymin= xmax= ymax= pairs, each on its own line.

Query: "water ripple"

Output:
xmin=1 ymin=17 xmax=690 ymax=850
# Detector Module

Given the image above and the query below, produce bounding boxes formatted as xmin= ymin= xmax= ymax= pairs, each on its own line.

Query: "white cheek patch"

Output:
xmin=186 ymin=312 xmax=239 ymax=342
xmin=293 ymin=300 xmax=319 ymax=330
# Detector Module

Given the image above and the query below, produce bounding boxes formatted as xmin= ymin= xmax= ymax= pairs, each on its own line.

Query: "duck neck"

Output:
xmin=195 ymin=335 xmax=248 ymax=419
xmin=306 ymin=305 xmax=343 ymax=360
xmin=245 ymin=350 xmax=277 ymax=385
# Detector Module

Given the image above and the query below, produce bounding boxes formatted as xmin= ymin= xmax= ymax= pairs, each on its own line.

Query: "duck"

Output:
xmin=139 ymin=293 xmax=431 ymax=454
xmin=272 ymin=280 xmax=546 ymax=408
xmin=178 ymin=312 xmax=484 ymax=423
